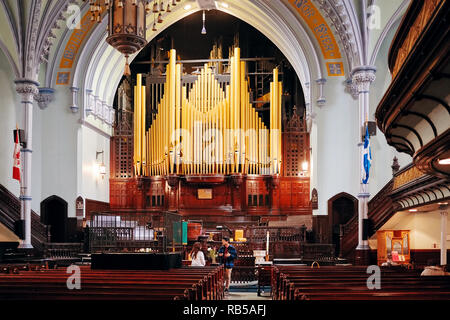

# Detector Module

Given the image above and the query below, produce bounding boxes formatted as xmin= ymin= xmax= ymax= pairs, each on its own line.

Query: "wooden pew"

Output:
xmin=0 ymin=265 xmax=225 ymax=300
xmin=272 ymin=265 xmax=450 ymax=300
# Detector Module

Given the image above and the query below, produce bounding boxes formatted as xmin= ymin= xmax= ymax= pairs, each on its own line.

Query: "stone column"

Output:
xmin=352 ymin=67 xmax=376 ymax=264
xmin=15 ymin=79 xmax=39 ymax=249
xmin=440 ymin=204 xmax=448 ymax=266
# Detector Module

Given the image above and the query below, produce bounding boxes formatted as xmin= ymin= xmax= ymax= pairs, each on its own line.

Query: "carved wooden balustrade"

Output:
xmin=389 ymin=0 xmax=443 ymax=78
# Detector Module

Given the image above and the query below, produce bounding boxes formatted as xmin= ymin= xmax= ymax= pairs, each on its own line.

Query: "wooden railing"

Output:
xmin=389 ymin=0 xmax=443 ymax=78
xmin=0 ymin=184 xmax=47 ymax=252
xmin=43 ymin=243 xmax=84 ymax=259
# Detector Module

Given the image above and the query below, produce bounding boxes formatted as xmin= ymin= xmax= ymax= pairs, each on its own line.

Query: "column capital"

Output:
xmin=344 ymin=67 xmax=377 ymax=99
xmin=14 ymin=79 xmax=39 ymax=97
xmin=34 ymin=87 xmax=55 ymax=110
xmin=351 ymin=66 xmax=376 ymax=94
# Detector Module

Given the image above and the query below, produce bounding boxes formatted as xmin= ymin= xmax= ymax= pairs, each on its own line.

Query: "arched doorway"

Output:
xmin=40 ymin=196 xmax=68 ymax=243
xmin=327 ymin=193 xmax=358 ymax=257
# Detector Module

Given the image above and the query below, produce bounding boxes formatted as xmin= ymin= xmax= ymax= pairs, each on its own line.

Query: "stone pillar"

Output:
xmin=352 ymin=67 xmax=376 ymax=265
xmin=15 ymin=79 xmax=39 ymax=249
xmin=440 ymin=204 xmax=448 ymax=266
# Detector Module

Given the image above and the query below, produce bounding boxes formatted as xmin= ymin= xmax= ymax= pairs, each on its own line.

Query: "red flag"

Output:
xmin=13 ymin=130 xmax=21 ymax=182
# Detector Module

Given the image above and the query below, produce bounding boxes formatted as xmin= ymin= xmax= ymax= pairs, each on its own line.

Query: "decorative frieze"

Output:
xmin=393 ymin=166 xmax=426 ymax=190
xmin=314 ymin=0 xmax=359 ymax=68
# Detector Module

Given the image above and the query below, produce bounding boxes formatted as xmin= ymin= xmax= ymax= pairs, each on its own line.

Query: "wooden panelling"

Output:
xmin=85 ymin=199 xmax=110 ymax=220
xmin=279 ymin=177 xmax=310 ymax=212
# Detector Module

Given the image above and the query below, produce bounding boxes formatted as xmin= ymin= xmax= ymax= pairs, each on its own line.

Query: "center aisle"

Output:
xmin=224 ymin=292 xmax=271 ymax=300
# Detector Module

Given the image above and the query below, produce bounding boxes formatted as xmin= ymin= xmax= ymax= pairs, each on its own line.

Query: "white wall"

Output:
xmin=0 ymin=48 xmax=20 ymax=197
xmin=313 ymin=76 xmax=359 ymax=215
xmin=369 ymin=210 xmax=450 ymax=250
xmin=39 ymin=88 xmax=80 ymax=217
xmin=80 ymin=124 xmax=110 ymax=205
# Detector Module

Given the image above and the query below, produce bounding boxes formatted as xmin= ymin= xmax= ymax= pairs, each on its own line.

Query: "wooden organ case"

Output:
xmin=110 ymin=48 xmax=312 ymax=226
xmin=377 ymin=230 xmax=411 ymax=265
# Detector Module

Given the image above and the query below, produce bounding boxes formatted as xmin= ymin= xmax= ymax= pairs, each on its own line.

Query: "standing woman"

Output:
xmin=190 ymin=242 xmax=206 ymax=267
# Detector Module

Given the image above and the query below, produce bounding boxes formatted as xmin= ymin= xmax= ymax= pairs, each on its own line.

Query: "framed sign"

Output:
xmin=76 ymin=196 xmax=84 ymax=213
xmin=311 ymin=188 xmax=318 ymax=210
xmin=197 ymin=188 xmax=213 ymax=200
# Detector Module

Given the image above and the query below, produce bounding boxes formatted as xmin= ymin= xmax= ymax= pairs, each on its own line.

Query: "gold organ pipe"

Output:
xmin=226 ymin=85 xmax=230 ymax=174
xmin=137 ymin=74 xmax=142 ymax=176
xmin=240 ymin=60 xmax=246 ymax=174
xmin=270 ymin=81 xmax=274 ymax=174
xmin=142 ymin=47 xmax=282 ymax=178
xmin=175 ymin=63 xmax=181 ymax=174
xmin=169 ymin=50 xmax=176 ymax=174
xmin=141 ymin=85 xmax=146 ymax=176
xmin=215 ymin=77 xmax=219 ymax=174
xmin=278 ymin=81 xmax=283 ymax=176
xmin=229 ymin=56 xmax=235 ymax=174
xmin=133 ymin=85 xmax=137 ymax=175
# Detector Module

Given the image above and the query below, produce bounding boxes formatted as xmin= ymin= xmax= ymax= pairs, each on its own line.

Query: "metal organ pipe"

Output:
xmin=133 ymin=48 xmax=282 ymax=177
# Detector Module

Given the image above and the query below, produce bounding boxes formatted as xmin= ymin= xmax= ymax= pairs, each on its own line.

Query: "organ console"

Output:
xmin=110 ymin=46 xmax=312 ymax=226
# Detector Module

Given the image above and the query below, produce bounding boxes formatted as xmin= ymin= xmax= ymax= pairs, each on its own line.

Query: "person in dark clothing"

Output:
xmin=217 ymin=236 xmax=237 ymax=293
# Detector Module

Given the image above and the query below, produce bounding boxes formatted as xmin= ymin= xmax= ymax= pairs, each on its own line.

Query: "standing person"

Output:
xmin=190 ymin=242 xmax=206 ymax=267
xmin=218 ymin=236 xmax=237 ymax=294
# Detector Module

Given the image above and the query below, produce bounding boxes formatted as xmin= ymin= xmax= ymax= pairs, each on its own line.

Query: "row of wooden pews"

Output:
xmin=0 ymin=264 xmax=224 ymax=300
xmin=272 ymin=265 xmax=450 ymax=300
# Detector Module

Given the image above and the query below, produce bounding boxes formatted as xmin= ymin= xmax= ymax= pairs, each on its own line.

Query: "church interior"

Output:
xmin=0 ymin=0 xmax=449 ymax=303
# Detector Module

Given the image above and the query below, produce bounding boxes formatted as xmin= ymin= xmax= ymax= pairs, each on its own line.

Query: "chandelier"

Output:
xmin=84 ymin=0 xmax=181 ymax=76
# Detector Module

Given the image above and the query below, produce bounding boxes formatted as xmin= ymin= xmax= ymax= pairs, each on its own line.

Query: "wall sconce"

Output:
xmin=298 ymin=161 xmax=309 ymax=177
xmin=302 ymin=161 xmax=309 ymax=171
xmin=96 ymin=150 xmax=106 ymax=179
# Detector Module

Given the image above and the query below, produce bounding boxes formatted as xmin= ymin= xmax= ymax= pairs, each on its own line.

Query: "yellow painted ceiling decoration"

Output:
xmin=59 ymin=10 xmax=102 ymax=69
xmin=57 ymin=1 xmax=345 ymax=86
xmin=289 ymin=0 xmax=342 ymax=60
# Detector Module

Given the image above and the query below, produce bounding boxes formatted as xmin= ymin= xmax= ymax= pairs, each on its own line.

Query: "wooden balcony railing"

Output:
xmin=389 ymin=0 xmax=443 ymax=78
xmin=0 ymin=184 xmax=47 ymax=252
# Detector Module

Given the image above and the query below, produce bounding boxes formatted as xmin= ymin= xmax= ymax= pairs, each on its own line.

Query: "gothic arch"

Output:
xmin=40 ymin=195 xmax=68 ymax=243
xmin=327 ymin=192 xmax=359 ymax=256
xmin=48 ymin=0 xmax=328 ymax=123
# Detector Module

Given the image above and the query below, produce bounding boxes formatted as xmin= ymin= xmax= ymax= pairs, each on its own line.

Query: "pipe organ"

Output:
xmin=111 ymin=47 xmax=311 ymax=226
xmin=133 ymin=48 xmax=282 ymax=177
